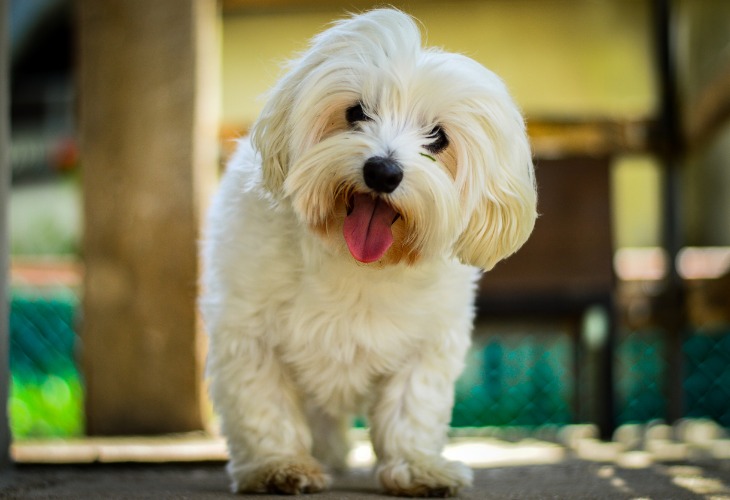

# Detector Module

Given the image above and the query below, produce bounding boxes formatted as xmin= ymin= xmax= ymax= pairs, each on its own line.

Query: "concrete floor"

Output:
xmin=3 ymin=423 xmax=730 ymax=499
xmin=2 ymin=459 xmax=730 ymax=499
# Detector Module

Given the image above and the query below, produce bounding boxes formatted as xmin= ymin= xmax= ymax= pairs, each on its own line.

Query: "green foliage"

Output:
xmin=9 ymin=372 xmax=84 ymax=438
xmin=9 ymin=292 xmax=85 ymax=439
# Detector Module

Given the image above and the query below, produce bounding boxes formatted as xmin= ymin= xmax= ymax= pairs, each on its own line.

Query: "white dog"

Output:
xmin=201 ymin=8 xmax=536 ymax=497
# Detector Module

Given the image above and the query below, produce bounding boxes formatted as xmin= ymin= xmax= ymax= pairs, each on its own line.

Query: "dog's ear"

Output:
xmin=250 ymin=75 xmax=296 ymax=194
xmin=454 ymin=98 xmax=537 ymax=271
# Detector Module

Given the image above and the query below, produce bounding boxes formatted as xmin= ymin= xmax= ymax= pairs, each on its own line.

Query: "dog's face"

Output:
xmin=252 ymin=9 xmax=537 ymax=269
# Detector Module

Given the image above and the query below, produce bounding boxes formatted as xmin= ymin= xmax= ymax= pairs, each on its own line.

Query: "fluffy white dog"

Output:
xmin=201 ymin=8 xmax=536 ymax=497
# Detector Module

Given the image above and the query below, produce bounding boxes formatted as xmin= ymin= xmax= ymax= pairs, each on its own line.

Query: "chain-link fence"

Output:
xmin=614 ymin=327 xmax=730 ymax=428
xmin=615 ymin=328 xmax=667 ymax=424
xmin=9 ymin=289 xmax=83 ymax=438
xmin=8 ymin=286 xmax=730 ymax=437
xmin=684 ymin=330 xmax=730 ymax=426
xmin=453 ymin=325 xmax=573 ymax=427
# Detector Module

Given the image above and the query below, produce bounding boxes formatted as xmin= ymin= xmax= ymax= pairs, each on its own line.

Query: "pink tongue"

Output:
xmin=343 ymin=193 xmax=397 ymax=263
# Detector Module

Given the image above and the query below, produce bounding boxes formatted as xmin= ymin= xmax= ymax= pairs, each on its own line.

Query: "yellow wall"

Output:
xmin=220 ymin=1 xmax=661 ymax=248
xmin=611 ymin=155 xmax=662 ymax=249
xmin=221 ymin=0 xmax=656 ymax=126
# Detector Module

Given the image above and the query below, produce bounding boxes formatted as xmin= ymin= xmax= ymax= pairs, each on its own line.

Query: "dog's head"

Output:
xmin=251 ymin=8 xmax=537 ymax=270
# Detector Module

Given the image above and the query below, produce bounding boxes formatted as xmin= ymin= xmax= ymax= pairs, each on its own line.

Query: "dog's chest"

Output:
xmin=277 ymin=266 xmax=436 ymax=412
xmin=282 ymin=327 xmax=405 ymax=413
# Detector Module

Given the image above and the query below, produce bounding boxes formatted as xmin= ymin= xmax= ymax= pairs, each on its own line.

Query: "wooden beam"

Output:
xmin=527 ymin=118 xmax=652 ymax=159
xmin=684 ymin=63 xmax=730 ymax=151
xmin=77 ymin=0 xmax=219 ymax=434
xmin=222 ymin=0 xmax=415 ymax=13
xmin=676 ymin=0 xmax=730 ymax=152
xmin=221 ymin=118 xmax=654 ymax=161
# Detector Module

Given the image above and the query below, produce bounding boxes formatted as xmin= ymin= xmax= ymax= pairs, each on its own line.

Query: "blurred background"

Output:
xmin=5 ymin=0 xmax=730 ymax=444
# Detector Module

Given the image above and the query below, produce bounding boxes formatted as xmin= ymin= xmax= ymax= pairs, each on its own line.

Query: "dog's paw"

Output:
xmin=378 ymin=458 xmax=473 ymax=497
xmin=229 ymin=455 xmax=331 ymax=495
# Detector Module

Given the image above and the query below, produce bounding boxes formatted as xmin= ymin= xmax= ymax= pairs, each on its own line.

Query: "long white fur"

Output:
xmin=201 ymin=8 xmax=536 ymax=497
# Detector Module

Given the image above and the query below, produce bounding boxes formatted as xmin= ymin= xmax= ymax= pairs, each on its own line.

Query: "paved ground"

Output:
xmin=2 ymin=421 xmax=729 ymax=499
xmin=2 ymin=460 xmax=730 ymax=499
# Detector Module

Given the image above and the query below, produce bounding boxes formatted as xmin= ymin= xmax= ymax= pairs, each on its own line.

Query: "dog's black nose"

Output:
xmin=363 ymin=157 xmax=403 ymax=194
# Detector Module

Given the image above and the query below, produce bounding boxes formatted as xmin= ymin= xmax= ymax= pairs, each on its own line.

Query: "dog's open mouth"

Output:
xmin=343 ymin=193 xmax=400 ymax=263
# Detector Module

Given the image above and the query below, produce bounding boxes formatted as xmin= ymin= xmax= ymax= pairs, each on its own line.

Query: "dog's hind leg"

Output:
xmin=207 ymin=335 xmax=331 ymax=494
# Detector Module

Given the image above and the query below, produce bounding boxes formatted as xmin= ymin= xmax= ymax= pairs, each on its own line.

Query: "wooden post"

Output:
xmin=77 ymin=0 xmax=219 ymax=434
xmin=652 ymin=0 xmax=686 ymax=425
xmin=0 ymin=0 xmax=12 ymax=463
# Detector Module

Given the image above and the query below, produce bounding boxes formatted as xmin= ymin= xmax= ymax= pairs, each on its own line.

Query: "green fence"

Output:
xmin=453 ymin=328 xmax=573 ymax=427
xmin=9 ymin=291 xmax=84 ymax=438
xmin=683 ymin=331 xmax=730 ymax=425
xmin=8 ymin=295 xmax=730 ymax=438
xmin=616 ymin=327 xmax=730 ymax=428
xmin=615 ymin=328 xmax=667 ymax=424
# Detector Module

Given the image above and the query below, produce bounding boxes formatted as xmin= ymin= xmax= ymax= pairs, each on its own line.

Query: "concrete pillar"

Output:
xmin=77 ymin=0 xmax=219 ymax=434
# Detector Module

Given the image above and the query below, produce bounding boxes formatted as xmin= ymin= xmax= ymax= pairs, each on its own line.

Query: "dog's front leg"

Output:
xmin=370 ymin=348 xmax=473 ymax=498
xmin=208 ymin=336 xmax=330 ymax=494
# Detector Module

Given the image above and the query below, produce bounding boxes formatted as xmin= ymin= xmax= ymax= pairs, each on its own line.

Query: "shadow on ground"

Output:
xmin=2 ymin=459 xmax=730 ymax=499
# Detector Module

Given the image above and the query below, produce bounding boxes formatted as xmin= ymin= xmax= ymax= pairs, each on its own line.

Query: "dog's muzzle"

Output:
xmin=363 ymin=156 xmax=403 ymax=194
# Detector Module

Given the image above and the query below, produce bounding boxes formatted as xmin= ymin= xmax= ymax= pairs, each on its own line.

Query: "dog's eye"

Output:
xmin=346 ymin=103 xmax=370 ymax=125
xmin=425 ymin=126 xmax=449 ymax=154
